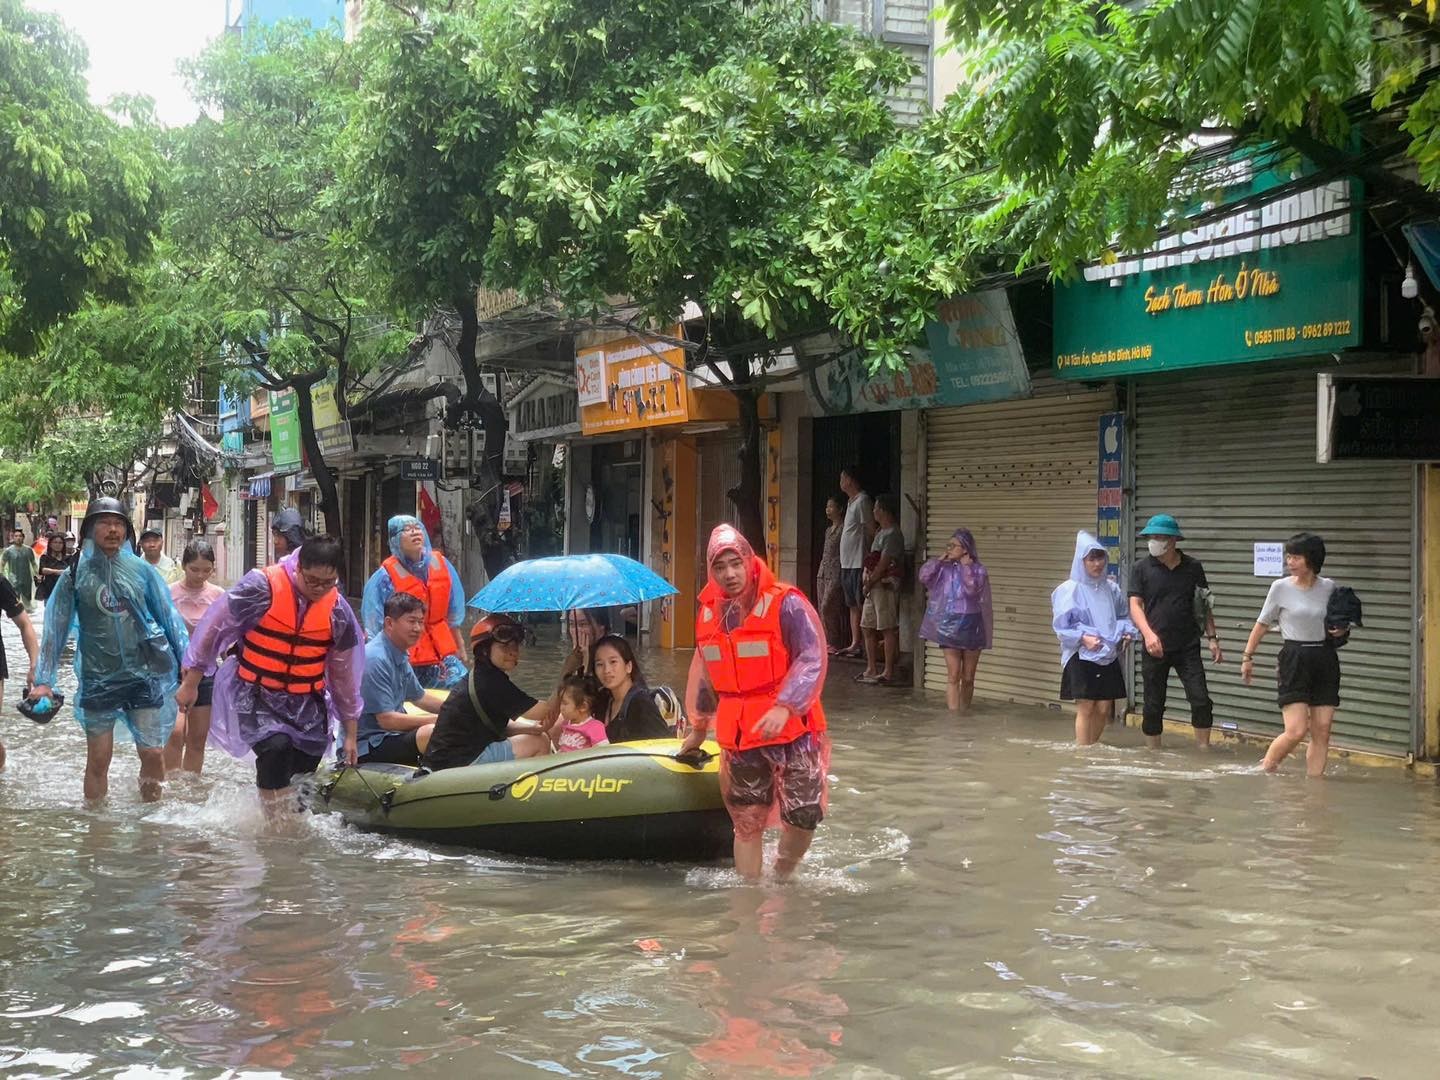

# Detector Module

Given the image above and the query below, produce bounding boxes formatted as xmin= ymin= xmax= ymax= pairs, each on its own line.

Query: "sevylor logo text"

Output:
xmin=511 ymin=773 xmax=634 ymax=801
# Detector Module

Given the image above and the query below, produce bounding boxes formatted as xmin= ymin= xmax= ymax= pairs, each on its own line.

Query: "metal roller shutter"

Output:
xmin=254 ymin=501 xmax=269 ymax=569
xmin=923 ymin=379 xmax=1116 ymax=704
xmin=1133 ymin=362 xmax=1416 ymax=756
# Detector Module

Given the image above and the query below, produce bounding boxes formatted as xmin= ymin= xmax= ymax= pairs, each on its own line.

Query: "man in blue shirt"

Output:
xmin=356 ymin=593 xmax=449 ymax=765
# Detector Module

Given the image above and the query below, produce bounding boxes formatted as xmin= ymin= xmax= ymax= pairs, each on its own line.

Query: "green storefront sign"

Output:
xmin=1054 ymin=165 xmax=1362 ymax=379
xmin=269 ymin=389 xmax=302 ymax=471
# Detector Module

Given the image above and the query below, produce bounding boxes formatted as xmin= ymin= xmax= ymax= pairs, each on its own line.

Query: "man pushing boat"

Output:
xmin=680 ymin=524 xmax=830 ymax=880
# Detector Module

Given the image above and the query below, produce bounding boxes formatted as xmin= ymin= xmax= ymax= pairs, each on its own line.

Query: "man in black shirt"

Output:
xmin=1128 ymin=514 xmax=1223 ymax=749
xmin=0 ymin=573 xmax=41 ymax=771
xmin=423 ymin=614 xmax=576 ymax=771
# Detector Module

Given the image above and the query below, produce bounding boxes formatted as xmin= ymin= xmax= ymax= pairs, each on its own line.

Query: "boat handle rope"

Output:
xmin=325 ymin=748 xmax=715 ymax=812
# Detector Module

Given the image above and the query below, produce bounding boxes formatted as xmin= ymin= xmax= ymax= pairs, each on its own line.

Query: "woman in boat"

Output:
xmin=592 ymin=634 xmax=670 ymax=743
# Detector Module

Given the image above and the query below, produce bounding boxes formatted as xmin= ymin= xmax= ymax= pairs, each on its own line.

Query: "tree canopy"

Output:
xmin=0 ymin=0 xmax=163 ymax=355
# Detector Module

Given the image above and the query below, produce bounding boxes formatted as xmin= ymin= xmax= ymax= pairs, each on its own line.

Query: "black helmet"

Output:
xmin=271 ymin=507 xmax=306 ymax=548
xmin=79 ymin=496 xmax=135 ymax=545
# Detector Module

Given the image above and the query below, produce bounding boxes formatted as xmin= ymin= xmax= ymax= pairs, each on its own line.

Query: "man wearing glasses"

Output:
xmin=177 ymin=535 xmax=363 ymax=812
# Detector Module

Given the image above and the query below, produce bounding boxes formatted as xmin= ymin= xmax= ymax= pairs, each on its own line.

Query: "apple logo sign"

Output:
xmin=1103 ymin=421 xmax=1120 ymax=454
xmin=1337 ymin=385 xmax=1363 ymax=418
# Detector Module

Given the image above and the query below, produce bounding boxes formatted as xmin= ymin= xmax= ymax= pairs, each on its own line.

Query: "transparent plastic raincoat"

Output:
xmin=686 ymin=525 xmax=830 ymax=839
xmin=917 ymin=528 xmax=994 ymax=650
xmin=183 ymin=550 xmax=364 ymax=759
xmin=36 ymin=536 xmax=189 ymax=742
xmin=360 ymin=515 xmax=467 ymax=690
xmin=1051 ymin=530 xmax=1134 ymax=670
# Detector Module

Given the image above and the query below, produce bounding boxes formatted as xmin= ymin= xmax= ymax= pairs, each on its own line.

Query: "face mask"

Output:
xmin=1147 ymin=539 xmax=1170 ymax=558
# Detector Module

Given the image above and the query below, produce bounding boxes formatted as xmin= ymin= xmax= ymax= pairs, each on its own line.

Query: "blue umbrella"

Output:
xmin=468 ymin=553 xmax=678 ymax=613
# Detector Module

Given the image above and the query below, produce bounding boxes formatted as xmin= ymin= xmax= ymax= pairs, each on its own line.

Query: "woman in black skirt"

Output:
xmin=1052 ymin=531 xmax=1135 ymax=745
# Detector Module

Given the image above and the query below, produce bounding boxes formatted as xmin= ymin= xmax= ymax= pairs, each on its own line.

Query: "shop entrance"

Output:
xmin=591 ymin=440 xmax=643 ymax=559
xmin=807 ymin=412 xmax=901 ymax=595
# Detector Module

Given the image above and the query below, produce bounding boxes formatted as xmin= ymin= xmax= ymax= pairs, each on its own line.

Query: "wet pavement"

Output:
xmin=3 ymin=614 xmax=1439 ymax=1077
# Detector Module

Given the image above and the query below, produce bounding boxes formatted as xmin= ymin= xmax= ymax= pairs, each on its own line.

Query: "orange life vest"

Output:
xmin=383 ymin=554 xmax=459 ymax=667
xmin=236 ymin=564 xmax=338 ymax=694
xmin=694 ymin=558 xmax=826 ymax=751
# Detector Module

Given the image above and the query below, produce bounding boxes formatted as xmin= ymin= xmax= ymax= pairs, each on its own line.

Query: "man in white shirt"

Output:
xmin=836 ymin=465 xmax=873 ymax=657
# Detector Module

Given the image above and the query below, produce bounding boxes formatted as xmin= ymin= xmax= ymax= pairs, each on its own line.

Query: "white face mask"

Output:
xmin=1147 ymin=539 xmax=1170 ymax=558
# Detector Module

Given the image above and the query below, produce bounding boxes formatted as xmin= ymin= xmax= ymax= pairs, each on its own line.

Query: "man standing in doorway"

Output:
xmin=1129 ymin=514 xmax=1223 ymax=748
xmin=3 ymin=527 xmax=38 ymax=613
xmin=835 ymin=465 xmax=873 ymax=658
xmin=270 ymin=507 xmax=308 ymax=562
xmin=139 ymin=528 xmax=180 ymax=583
xmin=681 ymin=525 xmax=830 ymax=880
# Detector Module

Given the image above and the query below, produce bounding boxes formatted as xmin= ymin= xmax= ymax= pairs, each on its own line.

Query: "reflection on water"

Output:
xmin=3 ymin=614 xmax=1440 ymax=1076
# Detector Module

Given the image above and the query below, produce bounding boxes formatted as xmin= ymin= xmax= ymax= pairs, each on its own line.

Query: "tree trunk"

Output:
xmin=292 ymin=371 xmax=342 ymax=537
xmin=726 ymin=382 xmax=766 ymax=555
xmin=450 ymin=291 xmax=509 ymax=524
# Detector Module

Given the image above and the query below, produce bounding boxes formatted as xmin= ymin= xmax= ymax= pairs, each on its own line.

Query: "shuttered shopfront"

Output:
xmin=923 ymin=379 xmax=1116 ymax=705
xmin=1132 ymin=362 xmax=1416 ymax=756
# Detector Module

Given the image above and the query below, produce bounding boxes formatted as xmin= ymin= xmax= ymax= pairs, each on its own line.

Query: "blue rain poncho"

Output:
xmin=360 ymin=515 xmax=467 ymax=690
xmin=1051 ymin=531 xmax=1134 ymax=670
xmin=36 ymin=538 xmax=189 ymax=736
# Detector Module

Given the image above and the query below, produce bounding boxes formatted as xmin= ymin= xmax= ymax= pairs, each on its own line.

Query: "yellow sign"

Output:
xmin=765 ymin=428 xmax=781 ymax=575
xmin=578 ymin=332 xmax=692 ymax=435
xmin=311 ymin=379 xmax=342 ymax=428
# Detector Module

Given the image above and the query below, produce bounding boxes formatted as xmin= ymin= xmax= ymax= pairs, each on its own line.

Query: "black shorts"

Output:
xmin=194 ymin=675 xmax=215 ymax=708
xmin=251 ymin=732 xmax=324 ymax=791
xmin=1276 ymin=641 xmax=1340 ymax=708
xmin=841 ymin=568 xmax=864 ymax=608
xmin=1060 ymin=655 xmax=1127 ymax=702
xmin=358 ymin=730 xmax=422 ymax=766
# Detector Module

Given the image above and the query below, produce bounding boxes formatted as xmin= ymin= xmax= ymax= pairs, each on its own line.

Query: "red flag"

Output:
xmin=417 ymin=485 xmax=442 ymax=541
xmin=201 ymin=483 xmax=219 ymax=521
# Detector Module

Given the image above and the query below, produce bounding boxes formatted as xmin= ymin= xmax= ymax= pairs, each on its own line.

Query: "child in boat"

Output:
xmin=553 ymin=675 xmax=609 ymax=752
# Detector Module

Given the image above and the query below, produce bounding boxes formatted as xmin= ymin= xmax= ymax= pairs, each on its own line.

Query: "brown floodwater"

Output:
xmin=3 ymin=614 xmax=1439 ymax=1078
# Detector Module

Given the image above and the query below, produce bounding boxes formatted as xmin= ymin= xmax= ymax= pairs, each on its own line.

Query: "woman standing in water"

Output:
xmin=592 ymin=635 xmax=670 ymax=743
xmin=35 ymin=534 xmax=68 ymax=605
xmin=816 ymin=494 xmax=847 ymax=652
xmin=1241 ymin=533 xmax=1347 ymax=776
xmin=918 ymin=528 xmax=993 ymax=711
xmin=165 ymin=540 xmax=225 ymax=774
xmin=1052 ymin=532 xmax=1133 ymax=745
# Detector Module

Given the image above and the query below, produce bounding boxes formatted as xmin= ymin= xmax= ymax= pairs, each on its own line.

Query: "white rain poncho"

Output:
xmin=1050 ymin=530 xmax=1134 ymax=670
xmin=36 ymin=536 xmax=189 ymax=737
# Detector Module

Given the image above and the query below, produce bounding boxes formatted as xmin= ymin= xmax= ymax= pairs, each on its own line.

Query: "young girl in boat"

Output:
xmin=553 ymin=675 xmax=609 ymax=752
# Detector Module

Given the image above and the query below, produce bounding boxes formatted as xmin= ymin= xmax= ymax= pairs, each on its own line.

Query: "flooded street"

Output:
xmin=4 ymin=614 xmax=1440 ymax=1078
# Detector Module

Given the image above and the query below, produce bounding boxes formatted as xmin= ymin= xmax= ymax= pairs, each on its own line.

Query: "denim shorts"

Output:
xmin=473 ymin=739 xmax=517 ymax=765
xmin=80 ymin=707 xmax=173 ymax=749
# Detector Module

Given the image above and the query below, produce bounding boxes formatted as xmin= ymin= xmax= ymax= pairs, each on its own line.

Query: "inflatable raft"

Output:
xmin=311 ymin=739 xmax=733 ymax=861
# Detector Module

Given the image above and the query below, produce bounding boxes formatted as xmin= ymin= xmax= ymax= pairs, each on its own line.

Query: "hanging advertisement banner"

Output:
xmin=575 ymin=348 xmax=607 ymax=408
xmin=1055 ymin=164 xmax=1362 ymax=379
xmin=1096 ymin=412 xmax=1125 ymax=579
xmin=577 ymin=331 xmax=691 ymax=435
xmin=806 ymin=290 xmax=1031 ymax=415
xmin=268 ymin=389 xmax=301 ymax=472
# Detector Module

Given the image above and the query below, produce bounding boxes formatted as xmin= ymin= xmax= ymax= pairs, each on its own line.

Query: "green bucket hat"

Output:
xmin=1138 ymin=513 xmax=1184 ymax=539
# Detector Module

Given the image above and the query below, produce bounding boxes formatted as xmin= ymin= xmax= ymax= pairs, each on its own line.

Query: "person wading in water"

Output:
xmin=178 ymin=535 xmax=362 ymax=814
xmin=680 ymin=525 xmax=830 ymax=880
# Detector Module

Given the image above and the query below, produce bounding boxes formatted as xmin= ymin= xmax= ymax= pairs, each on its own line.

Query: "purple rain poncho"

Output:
xmin=918 ymin=528 xmax=994 ymax=650
xmin=1051 ymin=530 xmax=1135 ymax=670
xmin=684 ymin=526 xmax=827 ymax=728
xmin=359 ymin=515 xmax=467 ymax=690
xmin=36 ymin=538 xmax=189 ymax=735
xmin=182 ymin=551 xmax=364 ymax=758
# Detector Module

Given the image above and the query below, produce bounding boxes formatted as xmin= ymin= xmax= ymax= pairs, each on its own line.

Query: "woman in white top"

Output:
xmin=1240 ymin=533 xmax=1348 ymax=776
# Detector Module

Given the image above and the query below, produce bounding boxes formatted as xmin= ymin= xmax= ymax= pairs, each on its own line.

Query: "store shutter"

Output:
xmin=254 ymin=500 xmax=268 ymax=569
xmin=1132 ymin=362 xmax=1415 ymax=756
xmin=697 ymin=435 xmax=746 ymax=591
xmin=923 ymin=378 xmax=1115 ymax=704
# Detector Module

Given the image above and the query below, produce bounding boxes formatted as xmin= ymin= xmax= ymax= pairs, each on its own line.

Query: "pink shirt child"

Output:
xmin=557 ymin=718 xmax=608 ymax=752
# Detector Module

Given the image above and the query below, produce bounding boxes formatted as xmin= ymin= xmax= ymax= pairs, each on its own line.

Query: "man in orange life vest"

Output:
xmin=361 ymin=515 xmax=467 ymax=690
xmin=178 ymin=535 xmax=364 ymax=807
xmin=680 ymin=524 xmax=831 ymax=880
